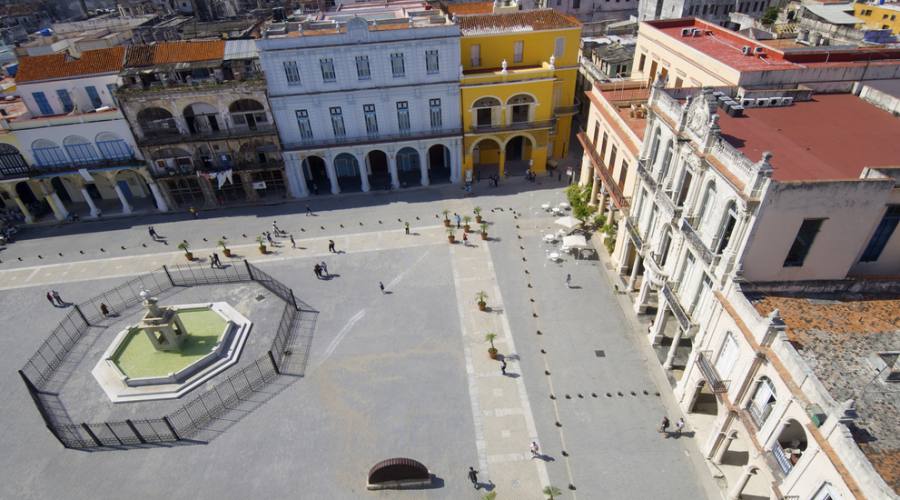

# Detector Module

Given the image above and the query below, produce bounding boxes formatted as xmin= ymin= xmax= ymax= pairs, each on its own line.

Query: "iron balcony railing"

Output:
xmin=468 ymin=119 xmax=555 ymax=135
xmin=29 ymin=157 xmax=146 ymax=176
xmin=747 ymin=401 xmax=775 ymax=429
xmin=138 ymin=123 xmax=276 ymax=147
xmin=680 ymin=216 xmax=716 ymax=266
xmin=282 ymin=127 xmax=461 ymax=151
xmin=662 ymin=281 xmax=691 ymax=331
xmin=150 ymin=158 xmax=285 ymax=179
xmin=771 ymin=441 xmax=794 ymax=476
xmin=696 ymin=351 xmax=727 ymax=393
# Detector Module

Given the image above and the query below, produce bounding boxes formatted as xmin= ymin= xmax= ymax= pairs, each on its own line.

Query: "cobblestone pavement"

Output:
xmin=0 ymin=179 xmax=719 ymax=500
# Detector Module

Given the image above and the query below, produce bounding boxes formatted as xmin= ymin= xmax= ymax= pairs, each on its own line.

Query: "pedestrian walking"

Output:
xmin=46 ymin=291 xmax=57 ymax=307
xmin=467 ymin=467 xmax=479 ymax=489
xmin=659 ymin=416 xmax=670 ymax=436
xmin=314 ymin=264 xmax=322 ymax=279
xmin=328 ymin=239 xmax=336 ymax=253
xmin=213 ymin=252 xmax=222 ymax=268
xmin=320 ymin=261 xmax=328 ymax=277
xmin=148 ymin=226 xmax=158 ymax=241
xmin=210 ymin=253 xmax=216 ymax=269
xmin=51 ymin=290 xmax=64 ymax=306
xmin=463 ymin=232 xmax=469 ymax=246
xmin=404 ymin=222 xmax=410 ymax=235
xmin=272 ymin=220 xmax=282 ymax=235
xmin=306 ymin=204 xmax=312 ymax=216
xmin=100 ymin=303 xmax=110 ymax=317
xmin=290 ymin=234 xmax=296 ymax=248
xmin=565 ymin=273 xmax=572 ymax=288
xmin=266 ymin=232 xmax=274 ymax=246
xmin=500 ymin=359 xmax=507 ymax=375
xmin=674 ymin=418 xmax=685 ymax=436
xmin=530 ymin=441 xmax=540 ymax=458
xmin=454 ymin=213 xmax=461 ymax=229
xmin=379 ymin=281 xmax=385 ymax=294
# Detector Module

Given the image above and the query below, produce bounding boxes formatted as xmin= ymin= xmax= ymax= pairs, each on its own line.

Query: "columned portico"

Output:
xmin=713 ymin=430 xmax=739 ymax=465
xmin=79 ymin=185 xmax=101 ymax=218
xmin=355 ymin=152 xmax=371 ymax=192
xmin=634 ymin=278 xmax=651 ymax=314
xmin=588 ymin=176 xmax=600 ymax=206
xmin=649 ymin=295 xmax=669 ymax=345
xmin=627 ymin=252 xmax=643 ymax=291
xmin=146 ymin=179 xmax=170 ymax=212
xmin=419 ymin=150 xmax=430 ymax=186
xmin=324 ymin=153 xmax=340 ymax=195
xmin=663 ymin=326 xmax=685 ymax=370
xmin=41 ymin=182 xmax=68 ymax=221
xmin=387 ymin=152 xmax=400 ymax=189
xmin=106 ymin=173 xmax=133 ymax=214
xmin=449 ymin=145 xmax=460 ymax=183
xmin=10 ymin=194 xmax=34 ymax=223
xmin=727 ymin=465 xmax=759 ymax=500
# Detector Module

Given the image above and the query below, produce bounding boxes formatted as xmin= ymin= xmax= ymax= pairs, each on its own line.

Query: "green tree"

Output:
xmin=761 ymin=6 xmax=779 ymax=25
xmin=543 ymin=485 xmax=562 ymax=499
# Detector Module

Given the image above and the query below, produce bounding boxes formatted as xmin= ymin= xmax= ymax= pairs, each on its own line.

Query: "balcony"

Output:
xmin=680 ymin=216 xmax=716 ymax=266
xmin=577 ymin=132 xmax=629 ymax=210
xmin=138 ymin=123 xmax=276 ymax=147
xmin=747 ymin=401 xmax=775 ymax=429
xmin=624 ymin=216 xmax=642 ymax=252
xmin=281 ymin=127 xmax=461 ymax=152
xmin=462 ymin=63 xmax=556 ymax=86
xmin=150 ymin=157 xmax=284 ymax=179
xmin=635 ymin=158 xmax=658 ymax=191
xmin=30 ymin=157 xmax=146 ymax=176
xmin=118 ymin=75 xmax=265 ymax=96
xmin=661 ymin=281 xmax=691 ymax=331
xmin=696 ymin=351 xmax=727 ymax=393
xmin=770 ymin=441 xmax=793 ymax=476
xmin=468 ymin=119 xmax=556 ymax=135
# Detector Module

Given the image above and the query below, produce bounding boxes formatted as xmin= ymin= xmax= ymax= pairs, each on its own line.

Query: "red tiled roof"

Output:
xmin=716 ymin=93 xmax=900 ymax=182
xmin=123 ymin=41 xmax=225 ymax=69
xmin=447 ymin=1 xmax=493 ymax=15
xmin=457 ymin=9 xmax=581 ymax=35
xmin=15 ymin=47 xmax=125 ymax=83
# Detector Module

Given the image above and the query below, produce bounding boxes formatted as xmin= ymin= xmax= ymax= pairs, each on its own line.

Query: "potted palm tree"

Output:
xmin=256 ymin=235 xmax=267 ymax=254
xmin=482 ymin=492 xmax=497 ymax=500
xmin=480 ymin=222 xmax=489 ymax=240
xmin=442 ymin=209 xmax=451 ymax=227
xmin=177 ymin=241 xmax=192 ymax=261
xmin=463 ymin=215 xmax=472 ymax=233
xmin=485 ymin=333 xmax=498 ymax=359
xmin=476 ymin=290 xmax=487 ymax=311
xmin=218 ymin=239 xmax=231 ymax=257
xmin=474 ymin=206 xmax=483 ymax=223
xmin=446 ymin=227 xmax=456 ymax=244
xmin=543 ymin=485 xmax=562 ymax=500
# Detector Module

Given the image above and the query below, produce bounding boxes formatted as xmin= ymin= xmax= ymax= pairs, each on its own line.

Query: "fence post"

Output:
xmin=125 ymin=419 xmax=147 ymax=444
xmin=244 ymin=260 xmax=254 ymax=280
xmin=104 ymin=422 xmax=124 ymax=446
xmin=72 ymin=304 xmax=90 ymax=326
xmin=289 ymin=289 xmax=299 ymax=311
xmin=162 ymin=416 xmax=181 ymax=441
xmin=268 ymin=350 xmax=281 ymax=375
xmin=81 ymin=423 xmax=103 ymax=448
xmin=162 ymin=264 xmax=176 ymax=287
xmin=18 ymin=370 xmax=68 ymax=448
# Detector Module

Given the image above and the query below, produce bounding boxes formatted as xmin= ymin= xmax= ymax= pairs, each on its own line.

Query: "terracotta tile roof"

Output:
xmin=15 ymin=47 xmax=125 ymax=83
xmin=447 ymin=1 xmax=493 ymax=15
xmin=456 ymin=9 xmax=581 ymax=35
xmin=124 ymin=41 xmax=225 ymax=69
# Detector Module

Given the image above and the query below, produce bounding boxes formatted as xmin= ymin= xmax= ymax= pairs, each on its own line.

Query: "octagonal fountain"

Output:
xmin=92 ymin=291 xmax=251 ymax=403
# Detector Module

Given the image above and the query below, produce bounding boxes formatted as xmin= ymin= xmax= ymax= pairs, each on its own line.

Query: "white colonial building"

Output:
xmin=257 ymin=0 xmax=462 ymax=197
xmin=613 ymin=79 xmax=900 ymax=499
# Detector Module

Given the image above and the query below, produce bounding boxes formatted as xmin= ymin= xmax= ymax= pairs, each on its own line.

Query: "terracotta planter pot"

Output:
xmin=258 ymin=245 xmax=267 ymax=254
xmin=444 ymin=219 xmax=451 ymax=227
xmin=448 ymin=235 xmax=455 ymax=244
xmin=488 ymin=348 xmax=498 ymax=360
xmin=464 ymin=225 xmax=470 ymax=233
xmin=223 ymin=248 xmax=232 ymax=257
xmin=478 ymin=301 xmax=486 ymax=311
xmin=481 ymin=232 xmax=488 ymax=240
xmin=475 ymin=216 xmax=483 ymax=223
xmin=184 ymin=252 xmax=193 ymax=261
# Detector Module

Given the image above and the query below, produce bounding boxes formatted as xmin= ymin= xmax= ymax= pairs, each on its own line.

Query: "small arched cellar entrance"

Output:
xmin=302 ymin=156 xmax=329 ymax=195
xmin=366 ymin=150 xmax=390 ymax=191
xmin=427 ymin=144 xmax=451 ymax=184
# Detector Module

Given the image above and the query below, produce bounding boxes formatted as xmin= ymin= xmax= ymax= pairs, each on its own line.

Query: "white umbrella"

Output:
xmin=555 ymin=216 xmax=582 ymax=230
xmin=562 ymin=234 xmax=588 ymax=249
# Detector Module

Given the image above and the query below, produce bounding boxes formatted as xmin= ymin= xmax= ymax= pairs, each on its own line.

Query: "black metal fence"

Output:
xmin=20 ymin=260 xmax=313 ymax=450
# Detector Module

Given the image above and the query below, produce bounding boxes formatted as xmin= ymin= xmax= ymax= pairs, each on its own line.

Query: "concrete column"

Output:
xmin=633 ymin=277 xmax=651 ymax=314
xmin=285 ymin=156 xmax=309 ymax=198
xmin=649 ymin=296 xmax=669 ymax=345
xmin=663 ymin=326 xmax=684 ymax=370
xmin=450 ymin=144 xmax=460 ymax=183
xmin=727 ymin=465 xmax=759 ymax=500
xmin=588 ymin=176 xmax=600 ymax=206
xmin=419 ymin=149 xmax=430 ymax=186
xmin=79 ymin=187 xmax=100 ymax=218
xmin=357 ymin=153 xmax=370 ymax=192
xmin=10 ymin=195 xmax=34 ymax=223
xmin=325 ymin=155 xmax=340 ymax=195
xmin=112 ymin=182 xmax=133 ymax=214
xmin=147 ymin=181 xmax=170 ymax=212
xmin=627 ymin=253 xmax=643 ymax=291
xmin=196 ymin=175 xmax=218 ymax=207
xmin=597 ymin=186 xmax=608 ymax=214
xmin=617 ymin=237 xmax=632 ymax=275
xmin=387 ymin=153 xmax=400 ymax=189
xmin=578 ymin=156 xmax=592 ymax=186
xmin=498 ymin=148 xmax=506 ymax=178
xmin=47 ymin=192 xmax=69 ymax=221
xmin=714 ymin=430 xmax=739 ymax=465
xmin=604 ymin=195 xmax=614 ymax=222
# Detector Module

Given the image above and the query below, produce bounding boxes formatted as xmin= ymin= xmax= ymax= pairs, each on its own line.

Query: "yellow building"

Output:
xmin=455 ymin=7 xmax=582 ymax=181
xmin=854 ymin=2 xmax=900 ymax=34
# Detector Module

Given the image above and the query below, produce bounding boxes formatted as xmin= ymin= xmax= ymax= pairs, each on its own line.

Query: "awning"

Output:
xmin=562 ymin=234 xmax=588 ymax=249
xmin=555 ymin=216 xmax=582 ymax=230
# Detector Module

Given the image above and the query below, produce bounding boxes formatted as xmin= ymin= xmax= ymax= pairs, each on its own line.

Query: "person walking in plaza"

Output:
xmin=328 ymin=239 xmax=336 ymax=253
xmin=379 ymin=281 xmax=385 ymax=294
xmin=462 ymin=231 xmax=469 ymax=246
xmin=266 ymin=232 xmax=274 ymax=246
xmin=306 ymin=204 xmax=313 ymax=216
xmin=148 ymin=226 xmax=158 ymax=241
xmin=500 ymin=359 xmax=507 ymax=375
xmin=565 ymin=273 xmax=572 ymax=288
xmin=674 ymin=417 xmax=685 ymax=437
xmin=659 ymin=416 xmax=670 ymax=436
xmin=320 ymin=261 xmax=328 ymax=278
xmin=100 ymin=303 xmax=110 ymax=317
xmin=530 ymin=440 xmax=540 ymax=458
xmin=290 ymin=234 xmax=296 ymax=248
xmin=467 ymin=467 xmax=479 ymax=489
xmin=314 ymin=264 xmax=322 ymax=279
xmin=272 ymin=220 xmax=283 ymax=235
xmin=46 ymin=291 xmax=57 ymax=307
xmin=454 ymin=213 xmax=461 ymax=229
xmin=51 ymin=290 xmax=64 ymax=307
xmin=213 ymin=252 xmax=222 ymax=268
xmin=404 ymin=222 xmax=410 ymax=235
xmin=210 ymin=253 xmax=216 ymax=269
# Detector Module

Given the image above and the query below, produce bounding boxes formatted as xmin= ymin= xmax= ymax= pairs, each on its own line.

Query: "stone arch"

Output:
xmin=427 ymin=143 xmax=451 ymax=184
xmin=63 ymin=135 xmax=100 ymax=165
xmin=507 ymin=93 xmax=536 ymax=124
xmin=95 ymin=132 xmax=134 ymax=161
xmin=0 ymin=143 xmax=30 ymax=177
xmin=229 ymin=99 xmax=267 ymax=130
xmin=301 ymin=155 xmax=329 ymax=195
xmin=334 ymin=152 xmax=362 ymax=192
xmin=688 ymin=379 xmax=719 ymax=417
xmin=182 ymin=102 xmax=220 ymax=135
xmin=114 ymin=168 xmax=149 ymax=200
xmin=151 ymin=147 xmax=194 ymax=174
xmin=237 ymin=139 xmax=277 ymax=166
xmin=472 ymin=97 xmax=501 ymax=128
xmin=31 ymin=139 xmax=68 ymax=167
xmin=396 ymin=147 xmax=421 ymax=187
xmin=773 ymin=418 xmax=808 ymax=474
xmin=137 ymin=107 xmax=178 ymax=138
xmin=366 ymin=149 xmax=390 ymax=190
xmin=504 ymin=134 xmax=534 ymax=177
xmin=471 ymin=137 xmax=501 ymax=181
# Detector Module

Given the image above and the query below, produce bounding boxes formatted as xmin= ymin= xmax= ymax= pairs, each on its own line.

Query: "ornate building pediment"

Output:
xmin=684 ymin=90 xmax=719 ymax=141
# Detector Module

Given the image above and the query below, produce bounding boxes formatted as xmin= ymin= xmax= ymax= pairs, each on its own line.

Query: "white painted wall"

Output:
xmin=17 ymin=73 xmax=121 ymax=117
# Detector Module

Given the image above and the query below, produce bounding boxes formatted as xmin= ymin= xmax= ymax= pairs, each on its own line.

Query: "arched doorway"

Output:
xmin=50 ymin=177 xmax=72 ymax=204
xmin=302 ymin=156 xmax=329 ymax=195
xmin=427 ymin=144 xmax=451 ymax=184
xmin=137 ymin=107 xmax=178 ymax=139
xmin=183 ymin=102 xmax=220 ymax=136
xmin=366 ymin=150 xmax=390 ymax=190
xmin=334 ymin=153 xmax=362 ymax=192
xmin=396 ymin=147 xmax=421 ymax=187
xmin=773 ymin=419 xmax=807 ymax=475
xmin=507 ymin=94 xmax=536 ymax=124
xmin=115 ymin=169 xmax=150 ymax=206
xmin=228 ymin=99 xmax=267 ymax=131
xmin=15 ymin=181 xmax=49 ymax=219
xmin=472 ymin=138 xmax=501 ymax=182
xmin=688 ymin=380 xmax=718 ymax=416
xmin=504 ymin=135 xmax=533 ymax=177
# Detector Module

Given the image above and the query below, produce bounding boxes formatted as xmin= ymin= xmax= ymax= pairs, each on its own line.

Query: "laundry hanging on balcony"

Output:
xmin=215 ymin=169 xmax=233 ymax=189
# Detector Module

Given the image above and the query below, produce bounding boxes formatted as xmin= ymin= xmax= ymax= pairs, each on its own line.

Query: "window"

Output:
xmin=554 ymin=37 xmax=565 ymax=59
xmin=689 ymin=274 xmax=712 ymax=316
xmin=715 ymin=203 xmax=738 ymax=254
xmin=608 ymin=145 xmax=617 ymax=177
xmin=330 ymin=106 xmax=345 ymax=137
xmin=674 ymin=77 xmax=683 ymax=88
xmin=591 ymin=122 xmax=600 ymax=146
xmin=85 ymin=85 xmax=102 ymax=109
xmin=363 ymin=104 xmax=378 ymax=135
xmin=783 ymin=218 xmax=824 ymax=267
xmin=296 ymin=110 xmax=313 ymax=140
xmin=390 ymin=53 xmax=405 ymax=78
xmin=618 ymin=161 xmax=627 ymax=191
xmin=677 ymin=252 xmax=696 ymax=297
xmin=600 ymin=132 xmax=608 ymax=161
xmin=425 ymin=49 xmax=440 ymax=74
xmin=573 ymin=0 xmax=580 ymax=8
xmin=32 ymin=139 xmax=67 ymax=166
xmin=32 ymin=92 xmax=53 ymax=115
xmin=320 ymin=58 xmax=336 ymax=82
xmin=748 ymin=377 xmax=777 ymax=426
xmin=355 ymin=55 xmax=371 ymax=80
xmin=429 ymin=98 xmax=442 ymax=129
xmin=638 ymin=53 xmax=646 ymax=71
xmin=715 ymin=332 xmax=739 ymax=378
xmin=63 ymin=136 xmax=99 ymax=165
xmin=513 ymin=40 xmax=524 ymax=64
xmin=106 ymin=83 xmax=119 ymax=107
xmin=283 ymin=60 xmax=301 ymax=85
xmin=56 ymin=89 xmax=74 ymax=113
xmin=696 ymin=182 xmax=717 ymax=226
xmin=96 ymin=132 xmax=132 ymax=160
xmin=0 ymin=144 xmax=28 ymax=177
xmin=470 ymin=44 xmax=481 ymax=67
xmin=860 ymin=205 xmax=900 ymax=262
xmin=396 ymin=101 xmax=410 ymax=133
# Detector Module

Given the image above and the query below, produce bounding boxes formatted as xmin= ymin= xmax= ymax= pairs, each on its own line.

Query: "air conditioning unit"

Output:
xmin=681 ymin=28 xmax=692 ymax=37
xmin=756 ymin=98 xmax=770 ymax=107
xmin=754 ymin=46 xmax=765 ymax=54
xmin=741 ymin=46 xmax=752 ymax=56
xmin=692 ymin=29 xmax=702 ymax=37
xmin=780 ymin=97 xmax=794 ymax=106
xmin=742 ymin=98 xmax=756 ymax=107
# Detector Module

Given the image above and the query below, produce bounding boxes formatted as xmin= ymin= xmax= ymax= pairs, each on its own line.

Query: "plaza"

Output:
xmin=0 ymin=180 xmax=718 ymax=499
